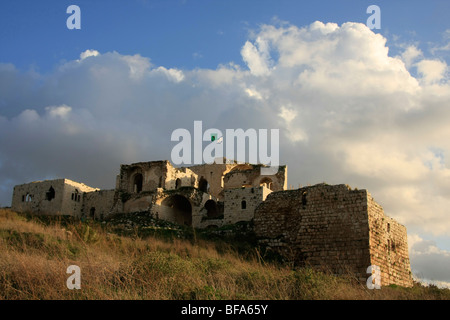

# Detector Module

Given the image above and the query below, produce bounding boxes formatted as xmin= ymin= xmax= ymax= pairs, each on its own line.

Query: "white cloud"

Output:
xmin=241 ymin=40 xmax=271 ymax=76
xmin=1 ymin=21 xmax=450 ymax=284
xmin=45 ymin=105 xmax=72 ymax=120
xmin=245 ymin=87 xmax=264 ymax=100
xmin=79 ymin=49 xmax=100 ymax=60
xmin=408 ymin=234 xmax=450 ymax=287
xmin=154 ymin=66 xmax=185 ymax=83
xmin=416 ymin=59 xmax=448 ymax=84
xmin=121 ymin=54 xmax=152 ymax=80
xmin=401 ymin=45 xmax=423 ymax=69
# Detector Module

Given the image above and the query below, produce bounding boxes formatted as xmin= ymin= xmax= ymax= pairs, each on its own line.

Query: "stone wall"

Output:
xmin=224 ymin=186 xmax=272 ymax=225
xmin=11 ymin=179 xmax=98 ymax=217
xmin=83 ymin=189 xmax=116 ymax=219
xmin=254 ymin=183 xmax=413 ymax=287
xmin=223 ymin=165 xmax=287 ymax=191
xmin=188 ymin=161 xmax=236 ymax=200
xmin=165 ymin=166 xmax=197 ymax=190
xmin=367 ymin=194 xmax=413 ymax=287
xmin=117 ymin=161 xmax=168 ymax=194
xmin=152 ymin=187 xmax=212 ymax=227
xmin=12 ymin=179 xmax=65 ymax=215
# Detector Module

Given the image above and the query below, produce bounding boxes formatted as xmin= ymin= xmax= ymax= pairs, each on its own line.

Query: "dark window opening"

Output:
xmin=241 ymin=200 xmax=247 ymax=210
xmin=159 ymin=176 xmax=163 ymax=188
xmin=72 ymin=189 xmax=79 ymax=201
xmin=46 ymin=187 xmax=55 ymax=201
xmin=90 ymin=207 xmax=96 ymax=219
xmin=387 ymin=223 xmax=390 ymax=233
xmin=175 ymin=178 xmax=181 ymax=189
xmin=199 ymin=177 xmax=208 ymax=193
xmin=77 ymin=194 xmax=81 ymax=202
xmin=133 ymin=173 xmax=143 ymax=193
xmin=22 ymin=195 xmax=25 ymax=202
xmin=205 ymin=200 xmax=219 ymax=218
xmin=302 ymin=192 xmax=307 ymax=206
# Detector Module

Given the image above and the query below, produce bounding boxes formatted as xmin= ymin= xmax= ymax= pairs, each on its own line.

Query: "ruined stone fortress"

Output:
xmin=11 ymin=159 xmax=413 ymax=287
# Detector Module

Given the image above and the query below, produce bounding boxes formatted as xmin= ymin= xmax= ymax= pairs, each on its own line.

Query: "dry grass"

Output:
xmin=0 ymin=208 xmax=449 ymax=300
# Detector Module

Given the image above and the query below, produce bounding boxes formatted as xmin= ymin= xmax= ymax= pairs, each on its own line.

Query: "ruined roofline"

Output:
xmin=268 ymin=182 xmax=407 ymax=229
xmin=121 ymin=158 xmax=286 ymax=170
xmin=63 ymin=178 xmax=98 ymax=189
xmin=264 ymin=183 xmax=367 ymax=197
xmin=13 ymin=178 xmax=99 ymax=192
xmin=120 ymin=160 xmax=170 ymax=168
xmin=13 ymin=178 xmax=67 ymax=187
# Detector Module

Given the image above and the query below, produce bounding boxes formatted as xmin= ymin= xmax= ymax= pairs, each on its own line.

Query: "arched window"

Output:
xmin=302 ymin=192 xmax=307 ymax=206
xmin=133 ymin=173 xmax=143 ymax=193
xmin=72 ymin=189 xmax=79 ymax=201
xmin=198 ymin=177 xmax=208 ymax=193
xmin=259 ymin=177 xmax=274 ymax=190
xmin=241 ymin=200 xmax=247 ymax=210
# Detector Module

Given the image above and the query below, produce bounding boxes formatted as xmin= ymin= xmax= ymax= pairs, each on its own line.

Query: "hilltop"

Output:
xmin=0 ymin=208 xmax=449 ymax=300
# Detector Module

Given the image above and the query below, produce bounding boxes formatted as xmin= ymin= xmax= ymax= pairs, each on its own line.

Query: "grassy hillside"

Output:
xmin=0 ymin=208 xmax=449 ymax=300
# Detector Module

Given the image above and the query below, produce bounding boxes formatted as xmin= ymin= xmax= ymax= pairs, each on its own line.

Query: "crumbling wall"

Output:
xmin=223 ymin=165 xmax=287 ymax=191
xmin=165 ymin=166 xmax=198 ymax=190
xmin=188 ymin=162 xmax=235 ymax=200
xmin=254 ymin=183 xmax=413 ymax=287
xmin=152 ymin=187 xmax=211 ymax=228
xmin=367 ymin=194 xmax=413 ymax=287
xmin=118 ymin=161 xmax=168 ymax=194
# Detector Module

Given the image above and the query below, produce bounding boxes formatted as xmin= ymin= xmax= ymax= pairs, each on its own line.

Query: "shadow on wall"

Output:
xmin=161 ymin=194 xmax=192 ymax=226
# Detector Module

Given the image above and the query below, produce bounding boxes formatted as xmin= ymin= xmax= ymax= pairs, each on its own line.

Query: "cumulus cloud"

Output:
xmin=416 ymin=59 xmax=448 ymax=84
xmin=408 ymin=234 xmax=450 ymax=288
xmin=1 ymin=21 xmax=450 ymax=284
xmin=401 ymin=45 xmax=423 ymax=69
xmin=241 ymin=40 xmax=272 ymax=76
xmin=79 ymin=49 xmax=100 ymax=60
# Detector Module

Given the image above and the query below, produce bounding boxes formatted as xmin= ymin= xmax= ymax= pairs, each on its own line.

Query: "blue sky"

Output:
xmin=2 ymin=0 xmax=450 ymax=72
xmin=1 ymin=0 xmax=450 ymax=288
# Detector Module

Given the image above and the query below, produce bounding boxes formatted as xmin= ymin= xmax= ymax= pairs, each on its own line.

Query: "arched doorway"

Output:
xmin=198 ymin=177 xmax=208 ymax=193
xmin=133 ymin=173 xmax=143 ymax=193
xmin=90 ymin=207 xmax=96 ymax=219
xmin=161 ymin=195 xmax=192 ymax=226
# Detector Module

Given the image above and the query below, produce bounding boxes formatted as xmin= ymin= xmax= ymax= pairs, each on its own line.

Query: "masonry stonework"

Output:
xmin=11 ymin=179 xmax=98 ymax=217
xmin=254 ymin=184 xmax=413 ymax=287
xmin=10 ymin=159 xmax=413 ymax=287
